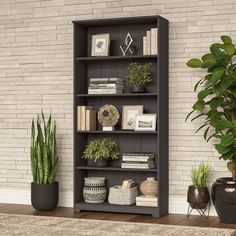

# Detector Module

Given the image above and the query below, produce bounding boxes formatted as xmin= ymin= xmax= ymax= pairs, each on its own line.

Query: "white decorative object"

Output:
xmin=151 ymin=28 xmax=158 ymax=55
xmin=108 ymin=185 xmax=138 ymax=205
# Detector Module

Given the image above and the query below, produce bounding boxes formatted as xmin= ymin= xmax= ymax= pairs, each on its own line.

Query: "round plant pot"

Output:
xmin=187 ymin=185 xmax=210 ymax=209
xmin=87 ymin=159 xmax=108 ymax=167
xmin=212 ymin=177 xmax=236 ymax=224
xmin=31 ymin=182 xmax=59 ymax=211
xmin=129 ymin=85 xmax=146 ymax=93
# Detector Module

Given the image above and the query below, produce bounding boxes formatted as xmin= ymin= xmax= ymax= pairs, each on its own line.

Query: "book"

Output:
xmin=88 ymin=89 xmax=123 ymax=94
xmin=80 ymin=106 xmax=92 ymax=131
xmin=122 ymin=152 xmax=155 ymax=156
xmin=85 ymin=109 xmax=96 ymax=131
xmin=136 ymin=201 xmax=158 ymax=207
xmin=122 ymin=156 xmax=155 ymax=162
xmin=146 ymin=30 xmax=151 ymax=55
xmin=121 ymin=163 xmax=155 ymax=169
xmin=90 ymin=78 xmax=124 ymax=83
xmin=136 ymin=195 xmax=158 ymax=203
xmin=77 ymin=106 xmax=81 ymax=131
xmin=151 ymin=28 xmax=158 ymax=55
xmin=143 ymin=36 xmax=147 ymax=55
xmin=89 ymin=84 xmax=124 ymax=89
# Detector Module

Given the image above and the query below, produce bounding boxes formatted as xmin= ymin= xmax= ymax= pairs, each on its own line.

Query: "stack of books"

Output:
xmin=77 ymin=106 xmax=96 ymax=131
xmin=121 ymin=153 xmax=155 ymax=169
xmin=143 ymin=28 xmax=158 ymax=55
xmin=88 ymin=78 xmax=124 ymax=94
xmin=136 ymin=195 xmax=158 ymax=207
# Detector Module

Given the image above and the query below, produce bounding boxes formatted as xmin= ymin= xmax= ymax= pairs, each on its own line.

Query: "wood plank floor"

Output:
xmin=0 ymin=203 xmax=236 ymax=229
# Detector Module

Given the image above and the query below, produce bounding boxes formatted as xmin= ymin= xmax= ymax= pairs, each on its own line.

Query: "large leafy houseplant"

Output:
xmin=83 ymin=138 xmax=120 ymax=161
xmin=31 ymin=112 xmax=59 ymax=184
xmin=186 ymin=35 xmax=236 ymax=180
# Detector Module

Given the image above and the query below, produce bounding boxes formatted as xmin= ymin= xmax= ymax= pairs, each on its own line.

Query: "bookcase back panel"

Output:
xmin=87 ymin=60 xmax=157 ymax=93
xmin=86 ymin=23 xmax=157 ymax=57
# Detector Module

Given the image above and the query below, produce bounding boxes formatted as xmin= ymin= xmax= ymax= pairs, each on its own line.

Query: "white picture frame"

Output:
xmin=91 ymin=33 xmax=110 ymax=56
xmin=122 ymin=105 xmax=143 ymax=130
xmin=135 ymin=114 xmax=156 ymax=131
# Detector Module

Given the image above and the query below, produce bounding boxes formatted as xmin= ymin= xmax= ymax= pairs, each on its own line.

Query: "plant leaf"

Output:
xmin=220 ymin=134 xmax=234 ymax=147
xmin=221 ymin=35 xmax=232 ymax=44
xmin=187 ymin=58 xmax=202 ymax=68
xmin=193 ymin=100 xmax=205 ymax=112
xmin=212 ymin=67 xmax=224 ymax=85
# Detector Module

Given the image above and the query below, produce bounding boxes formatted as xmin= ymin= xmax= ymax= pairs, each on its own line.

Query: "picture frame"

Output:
xmin=91 ymin=33 xmax=110 ymax=56
xmin=135 ymin=114 xmax=156 ymax=131
xmin=122 ymin=105 xmax=143 ymax=130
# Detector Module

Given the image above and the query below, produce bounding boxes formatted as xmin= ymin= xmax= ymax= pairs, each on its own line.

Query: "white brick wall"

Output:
xmin=0 ymin=0 xmax=234 ymax=213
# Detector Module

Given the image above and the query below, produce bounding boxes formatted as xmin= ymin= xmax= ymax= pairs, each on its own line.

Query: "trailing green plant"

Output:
xmin=186 ymin=35 xmax=236 ymax=180
xmin=31 ymin=111 xmax=59 ymax=184
xmin=191 ymin=162 xmax=210 ymax=187
xmin=82 ymin=138 xmax=120 ymax=161
xmin=125 ymin=62 xmax=152 ymax=87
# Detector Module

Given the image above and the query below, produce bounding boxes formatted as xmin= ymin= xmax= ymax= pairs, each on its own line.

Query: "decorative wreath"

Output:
xmin=98 ymin=104 xmax=120 ymax=127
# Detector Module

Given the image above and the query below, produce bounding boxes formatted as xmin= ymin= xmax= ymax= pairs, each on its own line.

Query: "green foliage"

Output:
xmin=83 ymin=138 xmax=120 ymax=161
xmin=125 ymin=62 xmax=152 ymax=87
xmin=30 ymin=111 xmax=59 ymax=184
xmin=191 ymin=163 xmax=210 ymax=187
xmin=186 ymin=35 xmax=236 ymax=176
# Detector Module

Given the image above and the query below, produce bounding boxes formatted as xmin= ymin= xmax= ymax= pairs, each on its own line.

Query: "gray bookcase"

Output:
xmin=73 ymin=15 xmax=169 ymax=217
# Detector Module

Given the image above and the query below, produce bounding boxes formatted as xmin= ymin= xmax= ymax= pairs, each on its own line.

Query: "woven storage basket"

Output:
xmin=108 ymin=185 xmax=138 ymax=205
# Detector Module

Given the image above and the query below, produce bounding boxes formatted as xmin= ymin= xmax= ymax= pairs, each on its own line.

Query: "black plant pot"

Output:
xmin=87 ymin=159 xmax=108 ymax=167
xmin=129 ymin=85 xmax=146 ymax=93
xmin=187 ymin=185 xmax=210 ymax=209
xmin=212 ymin=177 xmax=236 ymax=224
xmin=31 ymin=182 xmax=59 ymax=211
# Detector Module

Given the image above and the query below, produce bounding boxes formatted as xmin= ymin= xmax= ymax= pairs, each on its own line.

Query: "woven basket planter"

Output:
xmin=108 ymin=185 xmax=138 ymax=205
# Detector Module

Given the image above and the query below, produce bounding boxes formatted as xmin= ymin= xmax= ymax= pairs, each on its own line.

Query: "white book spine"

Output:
xmin=136 ymin=201 xmax=158 ymax=207
xmin=146 ymin=30 xmax=151 ymax=55
xmin=122 ymin=157 xmax=154 ymax=162
xmin=151 ymin=28 xmax=158 ymax=55
xmin=143 ymin=36 xmax=147 ymax=55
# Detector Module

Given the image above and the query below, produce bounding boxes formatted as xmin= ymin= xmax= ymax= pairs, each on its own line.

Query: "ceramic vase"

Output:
xmin=140 ymin=177 xmax=158 ymax=196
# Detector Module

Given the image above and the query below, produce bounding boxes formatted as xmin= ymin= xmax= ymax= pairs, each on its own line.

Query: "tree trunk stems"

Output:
xmin=233 ymin=159 xmax=236 ymax=181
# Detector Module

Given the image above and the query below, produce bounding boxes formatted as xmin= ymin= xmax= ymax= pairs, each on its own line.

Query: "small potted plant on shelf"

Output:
xmin=186 ymin=35 xmax=236 ymax=223
xmin=187 ymin=162 xmax=210 ymax=210
xmin=125 ymin=62 xmax=152 ymax=93
xmin=83 ymin=138 xmax=120 ymax=167
xmin=30 ymin=111 xmax=59 ymax=211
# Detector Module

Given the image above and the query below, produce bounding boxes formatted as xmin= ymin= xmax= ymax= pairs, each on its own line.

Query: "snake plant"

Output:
xmin=30 ymin=111 xmax=59 ymax=184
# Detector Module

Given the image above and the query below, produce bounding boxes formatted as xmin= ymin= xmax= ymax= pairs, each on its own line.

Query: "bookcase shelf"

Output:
xmin=76 ymin=55 xmax=157 ymax=62
xmin=73 ymin=15 xmax=168 ymax=218
xmin=76 ymin=166 xmax=158 ymax=172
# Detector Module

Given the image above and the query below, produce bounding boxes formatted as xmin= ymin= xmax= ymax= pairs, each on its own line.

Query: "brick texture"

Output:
xmin=0 ymin=0 xmax=235 ymax=206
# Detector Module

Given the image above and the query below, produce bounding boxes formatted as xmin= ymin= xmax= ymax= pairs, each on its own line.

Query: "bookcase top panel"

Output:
xmin=72 ymin=15 xmax=165 ymax=27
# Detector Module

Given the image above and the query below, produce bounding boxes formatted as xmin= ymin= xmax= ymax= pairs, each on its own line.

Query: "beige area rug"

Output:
xmin=0 ymin=213 xmax=235 ymax=236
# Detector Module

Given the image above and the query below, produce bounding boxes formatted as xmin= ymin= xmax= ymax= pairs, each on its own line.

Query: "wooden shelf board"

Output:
xmin=76 ymin=166 xmax=157 ymax=172
xmin=76 ymin=131 xmax=158 ymax=134
xmin=75 ymin=202 xmax=158 ymax=216
xmin=76 ymin=93 xmax=157 ymax=98
xmin=76 ymin=55 xmax=157 ymax=62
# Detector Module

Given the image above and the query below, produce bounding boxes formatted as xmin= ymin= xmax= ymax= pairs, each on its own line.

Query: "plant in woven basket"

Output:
xmin=30 ymin=111 xmax=59 ymax=184
xmin=82 ymin=138 xmax=120 ymax=161
xmin=186 ymin=35 xmax=236 ymax=180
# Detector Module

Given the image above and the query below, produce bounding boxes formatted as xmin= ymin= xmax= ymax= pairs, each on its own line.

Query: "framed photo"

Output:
xmin=122 ymin=105 xmax=143 ymax=130
xmin=135 ymin=114 xmax=156 ymax=131
xmin=91 ymin=33 xmax=110 ymax=56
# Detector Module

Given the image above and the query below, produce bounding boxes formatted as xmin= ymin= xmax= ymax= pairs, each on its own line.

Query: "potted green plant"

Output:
xmin=83 ymin=138 xmax=120 ymax=167
xmin=30 ymin=111 xmax=59 ymax=211
xmin=125 ymin=62 xmax=152 ymax=93
xmin=187 ymin=163 xmax=210 ymax=210
xmin=186 ymin=35 xmax=236 ymax=223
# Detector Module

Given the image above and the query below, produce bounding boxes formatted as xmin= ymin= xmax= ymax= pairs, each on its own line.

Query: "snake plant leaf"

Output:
xmin=186 ymin=58 xmax=202 ymax=68
xmin=221 ymin=35 xmax=232 ymax=44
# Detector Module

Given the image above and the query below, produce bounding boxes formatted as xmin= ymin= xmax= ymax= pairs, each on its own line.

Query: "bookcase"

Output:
xmin=73 ymin=16 xmax=168 ymax=217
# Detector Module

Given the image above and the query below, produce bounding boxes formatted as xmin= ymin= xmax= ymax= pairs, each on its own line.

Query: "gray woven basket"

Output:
xmin=108 ymin=185 xmax=138 ymax=205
